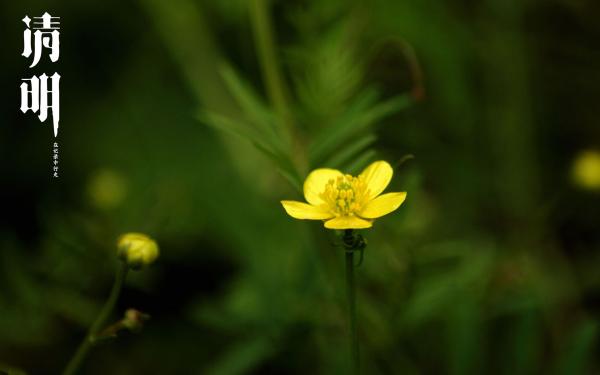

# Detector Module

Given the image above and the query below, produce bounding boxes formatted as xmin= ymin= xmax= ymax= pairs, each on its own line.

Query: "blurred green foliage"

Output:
xmin=1 ymin=0 xmax=599 ymax=374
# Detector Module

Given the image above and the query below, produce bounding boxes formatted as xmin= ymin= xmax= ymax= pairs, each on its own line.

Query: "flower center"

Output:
xmin=320 ymin=174 xmax=369 ymax=217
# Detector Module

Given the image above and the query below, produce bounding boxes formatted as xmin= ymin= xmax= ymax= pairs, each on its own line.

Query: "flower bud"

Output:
xmin=122 ymin=308 xmax=150 ymax=332
xmin=117 ymin=233 xmax=159 ymax=269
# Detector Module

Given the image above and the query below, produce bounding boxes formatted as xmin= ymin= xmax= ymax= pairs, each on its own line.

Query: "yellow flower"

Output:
xmin=281 ymin=160 xmax=407 ymax=229
xmin=572 ymin=150 xmax=600 ymax=191
xmin=117 ymin=233 xmax=159 ymax=269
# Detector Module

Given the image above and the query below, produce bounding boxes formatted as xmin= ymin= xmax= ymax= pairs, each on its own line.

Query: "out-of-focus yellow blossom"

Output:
xmin=117 ymin=233 xmax=159 ymax=269
xmin=572 ymin=150 xmax=600 ymax=191
xmin=281 ymin=161 xmax=407 ymax=229
xmin=87 ymin=169 xmax=127 ymax=210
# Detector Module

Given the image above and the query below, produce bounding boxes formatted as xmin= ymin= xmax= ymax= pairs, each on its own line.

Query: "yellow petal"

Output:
xmin=359 ymin=160 xmax=393 ymax=200
xmin=303 ymin=168 xmax=343 ymax=205
xmin=281 ymin=200 xmax=334 ymax=220
xmin=324 ymin=216 xmax=372 ymax=229
xmin=360 ymin=192 xmax=407 ymax=219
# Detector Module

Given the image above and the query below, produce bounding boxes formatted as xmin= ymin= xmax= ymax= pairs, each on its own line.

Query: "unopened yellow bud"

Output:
xmin=117 ymin=233 xmax=159 ymax=269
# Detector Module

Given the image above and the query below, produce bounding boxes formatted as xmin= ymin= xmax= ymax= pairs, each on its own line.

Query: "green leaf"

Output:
xmin=344 ymin=149 xmax=377 ymax=175
xmin=323 ymin=133 xmax=377 ymax=170
xmin=310 ymin=92 xmax=414 ymax=164
xmin=218 ymin=64 xmax=283 ymax=147
xmin=197 ymin=110 xmax=274 ymax=154
xmin=504 ymin=310 xmax=541 ymax=375
xmin=252 ymin=141 xmax=302 ymax=189
xmin=308 ymin=88 xmax=378 ymax=162
xmin=555 ymin=319 xmax=598 ymax=375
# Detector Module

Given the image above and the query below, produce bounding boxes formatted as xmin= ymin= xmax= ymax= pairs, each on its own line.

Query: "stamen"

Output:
xmin=320 ymin=173 xmax=368 ymax=217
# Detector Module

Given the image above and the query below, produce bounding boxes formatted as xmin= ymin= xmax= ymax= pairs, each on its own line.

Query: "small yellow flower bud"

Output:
xmin=117 ymin=233 xmax=159 ymax=269
xmin=572 ymin=150 xmax=600 ymax=191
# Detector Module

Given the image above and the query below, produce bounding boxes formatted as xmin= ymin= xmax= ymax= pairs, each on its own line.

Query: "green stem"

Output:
xmin=249 ymin=0 xmax=293 ymax=130
xmin=249 ymin=0 xmax=307 ymax=175
xmin=62 ymin=262 xmax=129 ymax=375
xmin=346 ymin=250 xmax=359 ymax=374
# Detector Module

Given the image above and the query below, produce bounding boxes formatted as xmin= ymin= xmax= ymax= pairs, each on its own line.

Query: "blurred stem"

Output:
xmin=344 ymin=231 xmax=360 ymax=374
xmin=249 ymin=0 xmax=292 ymax=129
xmin=62 ymin=262 xmax=129 ymax=375
xmin=249 ymin=0 xmax=306 ymax=174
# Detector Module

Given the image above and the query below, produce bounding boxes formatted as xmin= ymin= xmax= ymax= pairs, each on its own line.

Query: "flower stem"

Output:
xmin=345 ymin=249 xmax=359 ymax=374
xmin=62 ymin=262 xmax=129 ymax=375
xmin=249 ymin=0 xmax=307 ymax=176
xmin=249 ymin=0 xmax=294 ymax=132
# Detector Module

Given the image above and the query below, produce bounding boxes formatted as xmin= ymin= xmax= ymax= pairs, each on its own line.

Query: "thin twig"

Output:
xmin=62 ymin=262 xmax=129 ymax=375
